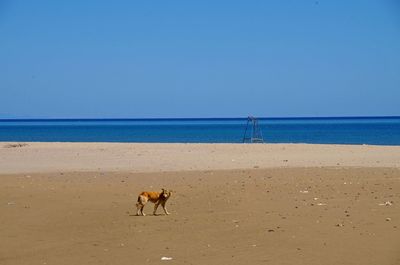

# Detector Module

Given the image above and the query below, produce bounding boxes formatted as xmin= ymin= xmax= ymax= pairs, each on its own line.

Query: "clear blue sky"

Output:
xmin=1 ymin=0 xmax=399 ymax=118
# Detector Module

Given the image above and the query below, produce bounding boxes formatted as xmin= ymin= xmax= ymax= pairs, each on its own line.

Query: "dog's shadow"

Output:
xmin=129 ymin=213 xmax=167 ymax=217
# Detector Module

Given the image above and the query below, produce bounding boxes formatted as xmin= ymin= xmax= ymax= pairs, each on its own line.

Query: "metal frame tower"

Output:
xmin=242 ymin=116 xmax=264 ymax=143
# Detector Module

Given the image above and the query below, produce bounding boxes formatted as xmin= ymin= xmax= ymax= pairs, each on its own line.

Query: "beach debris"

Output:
xmin=336 ymin=223 xmax=344 ymax=227
xmin=317 ymin=203 xmax=327 ymax=206
xmin=378 ymin=201 xmax=393 ymax=206
xmin=4 ymin=143 xmax=28 ymax=148
xmin=7 ymin=202 xmax=16 ymax=205
xmin=313 ymin=197 xmax=318 ymax=200
xmin=386 ymin=218 xmax=392 ymax=222
xmin=267 ymin=229 xmax=275 ymax=232
xmin=300 ymin=190 xmax=309 ymax=194
xmin=161 ymin=257 xmax=173 ymax=261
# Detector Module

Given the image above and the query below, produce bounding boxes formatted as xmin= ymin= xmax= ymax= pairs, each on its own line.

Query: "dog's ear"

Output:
xmin=162 ymin=188 xmax=165 ymax=192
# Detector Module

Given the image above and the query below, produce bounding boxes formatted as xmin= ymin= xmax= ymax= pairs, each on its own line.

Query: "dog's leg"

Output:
xmin=161 ymin=201 xmax=170 ymax=215
xmin=137 ymin=195 xmax=148 ymax=216
xmin=136 ymin=202 xmax=142 ymax=216
xmin=136 ymin=196 xmax=143 ymax=216
xmin=153 ymin=202 xmax=160 ymax=215
xmin=140 ymin=205 xmax=146 ymax=216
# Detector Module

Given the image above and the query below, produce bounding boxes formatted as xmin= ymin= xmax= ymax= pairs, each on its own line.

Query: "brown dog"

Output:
xmin=136 ymin=188 xmax=172 ymax=216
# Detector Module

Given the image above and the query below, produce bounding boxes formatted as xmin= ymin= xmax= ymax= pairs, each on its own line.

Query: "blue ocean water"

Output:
xmin=0 ymin=117 xmax=399 ymax=145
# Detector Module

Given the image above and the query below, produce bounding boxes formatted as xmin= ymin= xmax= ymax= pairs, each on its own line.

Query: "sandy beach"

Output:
xmin=1 ymin=142 xmax=400 ymax=173
xmin=1 ymin=142 xmax=400 ymax=265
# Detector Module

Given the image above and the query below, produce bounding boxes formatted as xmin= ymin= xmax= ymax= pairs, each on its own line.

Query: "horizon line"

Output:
xmin=1 ymin=115 xmax=400 ymax=122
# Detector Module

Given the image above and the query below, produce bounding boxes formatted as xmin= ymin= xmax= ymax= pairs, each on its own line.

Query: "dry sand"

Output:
xmin=0 ymin=142 xmax=399 ymax=173
xmin=1 ymin=142 xmax=400 ymax=265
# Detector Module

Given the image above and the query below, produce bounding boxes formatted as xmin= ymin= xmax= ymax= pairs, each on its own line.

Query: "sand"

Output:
xmin=0 ymin=142 xmax=400 ymax=265
xmin=1 ymin=142 xmax=399 ymax=173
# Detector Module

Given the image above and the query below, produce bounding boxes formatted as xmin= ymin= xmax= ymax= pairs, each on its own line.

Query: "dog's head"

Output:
xmin=161 ymin=188 xmax=172 ymax=199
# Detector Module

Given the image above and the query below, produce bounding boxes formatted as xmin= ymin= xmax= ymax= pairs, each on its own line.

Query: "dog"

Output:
xmin=136 ymin=188 xmax=172 ymax=216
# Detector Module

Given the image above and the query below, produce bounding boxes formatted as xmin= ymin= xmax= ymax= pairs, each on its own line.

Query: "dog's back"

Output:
xmin=138 ymin=191 xmax=161 ymax=203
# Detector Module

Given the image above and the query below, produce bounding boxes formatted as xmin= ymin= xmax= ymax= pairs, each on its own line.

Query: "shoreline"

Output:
xmin=3 ymin=141 xmax=400 ymax=146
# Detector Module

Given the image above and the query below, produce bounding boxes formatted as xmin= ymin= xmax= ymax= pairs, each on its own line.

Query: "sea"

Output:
xmin=0 ymin=117 xmax=399 ymax=145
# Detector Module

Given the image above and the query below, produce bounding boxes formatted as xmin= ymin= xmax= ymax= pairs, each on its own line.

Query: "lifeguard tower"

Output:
xmin=242 ymin=116 xmax=264 ymax=143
